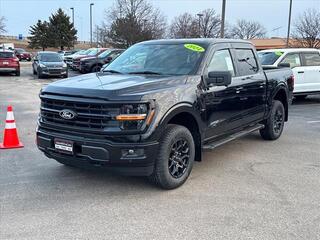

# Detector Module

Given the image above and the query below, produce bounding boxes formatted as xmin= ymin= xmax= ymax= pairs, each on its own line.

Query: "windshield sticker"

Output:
xmin=184 ymin=44 xmax=205 ymax=52
xmin=275 ymin=51 xmax=283 ymax=56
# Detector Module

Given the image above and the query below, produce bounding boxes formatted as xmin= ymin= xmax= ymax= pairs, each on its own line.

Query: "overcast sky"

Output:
xmin=0 ymin=0 xmax=319 ymax=40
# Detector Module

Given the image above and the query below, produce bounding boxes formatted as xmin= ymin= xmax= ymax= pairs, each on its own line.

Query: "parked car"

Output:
xmin=0 ymin=50 xmax=20 ymax=76
xmin=79 ymin=49 xmax=124 ymax=73
xmin=58 ymin=49 xmax=80 ymax=58
xmin=64 ymin=49 xmax=88 ymax=67
xmin=259 ymin=48 xmax=320 ymax=99
xmin=72 ymin=48 xmax=107 ymax=71
xmin=37 ymin=39 xmax=293 ymax=189
xmin=14 ymin=48 xmax=32 ymax=61
xmin=32 ymin=51 xmax=68 ymax=79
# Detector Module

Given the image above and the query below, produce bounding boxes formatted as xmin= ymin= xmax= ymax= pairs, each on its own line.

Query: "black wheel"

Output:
xmin=37 ymin=71 xmax=43 ymax=79
xmin=260 ymin=100 xmax=285 ymax=140
xmin=295 ymin=95 xmax=307 ymax=100
xmin=15 ymin=70 xmax=20 ymax=76
xmin=149 ymin=124 xmax=195 ymax=189
xmin=91 ymin=65 xmax=102 ymax=72
xmin=33 ymin=68 xmax=36 ymax=75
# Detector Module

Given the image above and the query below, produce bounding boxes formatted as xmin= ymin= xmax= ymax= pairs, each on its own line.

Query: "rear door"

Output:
xmin=300 ymin=52 xmax=320 ymax=93
xmin=232 ymin=46 xmax=267 ymax=125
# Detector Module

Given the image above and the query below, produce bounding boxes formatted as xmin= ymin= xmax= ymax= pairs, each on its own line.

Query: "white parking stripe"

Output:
xmin=308 ymin=121 xmax=320 ymax=124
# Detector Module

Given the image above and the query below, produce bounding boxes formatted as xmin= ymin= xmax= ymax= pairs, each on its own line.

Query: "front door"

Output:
xmin=300 ymin=52 xmax=320 ymax=93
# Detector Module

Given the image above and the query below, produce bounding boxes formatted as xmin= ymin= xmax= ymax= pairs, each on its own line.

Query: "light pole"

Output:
xmin=220 ymin=0 xmax=226 ymax=38
xmin=286 ymin=0 xmax=293 ymax=47
xmin=197 ymin=13 xmax=203 ymax=38
xmin=90 ymin=3 xmax=94 ymax=47
xmin=70 ymin=7 xmax=74 ymax=25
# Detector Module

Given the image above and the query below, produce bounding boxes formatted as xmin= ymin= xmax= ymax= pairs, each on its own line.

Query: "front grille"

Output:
xmin=40 ymin=96 xmax=121 ymax=133
xmin=48 ymin=68 xmax=62 ymax=74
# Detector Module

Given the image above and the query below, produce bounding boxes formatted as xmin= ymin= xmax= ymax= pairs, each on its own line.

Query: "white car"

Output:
xmin=259 ymin=48 xmax=320 ymax=99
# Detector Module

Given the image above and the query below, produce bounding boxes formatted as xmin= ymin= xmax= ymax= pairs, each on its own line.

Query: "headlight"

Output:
xmin=62 ymin=63 xmax=67 ymax=68
xmin=115 ymin=103 xmax=155 ymax=130
xmin=39 ymin=63 xmax=46 ymax=68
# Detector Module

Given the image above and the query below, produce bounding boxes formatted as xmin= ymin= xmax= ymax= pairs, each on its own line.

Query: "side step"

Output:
xmin=202 ymin=124 xmax=264 ymax=151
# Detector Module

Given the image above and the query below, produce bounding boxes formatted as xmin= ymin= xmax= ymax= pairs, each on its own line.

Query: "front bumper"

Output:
xmin=37 ymin=128 xmax=158 ymax=176
xmin=41 ymin=68 xmax=67 ymax=76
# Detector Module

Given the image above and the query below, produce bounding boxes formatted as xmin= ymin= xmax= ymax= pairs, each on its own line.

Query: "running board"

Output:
xmin=202 ymin=124 xmax=264 ymax=151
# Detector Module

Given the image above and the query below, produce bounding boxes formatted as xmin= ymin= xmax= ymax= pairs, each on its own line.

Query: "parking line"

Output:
xmin=307 ymin=121 xmax=320 ymax=124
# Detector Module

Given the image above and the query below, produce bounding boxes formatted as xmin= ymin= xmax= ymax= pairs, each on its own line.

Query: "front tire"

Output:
xmin=260 ymin=100 xmax=285 ymax=140
xmin=15 ymin=70 xmax=20 ymax=76
xmin=91 ymin=65 xmax=102 ymax=72
xmin=295 ymin=95 xmax=307 ymax=100
xmin=149 ymin=124 xmax=195 ymax=189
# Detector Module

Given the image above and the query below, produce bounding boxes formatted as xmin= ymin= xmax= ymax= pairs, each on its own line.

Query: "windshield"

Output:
xmin=0 ymin=52 xmax=14 ymax=58
xmin=258 ymin=51 xmax=283 ymax=65
xmin=78 ymin=49 xmax=90 ymax=55
xmin=87 ymin=48 xmax=100 ymax=56
xmin=98 ymin=50 xmax=112 ymax=58
xmin=104 ymin=43 xmax=206 ymax=75
xmin=39 ymin=53 xmax=62 ymax=62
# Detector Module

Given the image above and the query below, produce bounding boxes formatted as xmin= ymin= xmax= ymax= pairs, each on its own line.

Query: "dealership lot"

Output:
xmin=0 ymin=64 xmax=320 ymax=239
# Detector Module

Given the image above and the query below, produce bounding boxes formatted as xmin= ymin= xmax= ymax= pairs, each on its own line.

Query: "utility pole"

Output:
xmin=70 ymin=7 xmax=74 ymax=25
xmin=220 ymin=0 xmax=226 ymax=38
xmin=286 ymin=0 xmax=293 ymax=47
xmin=197 ymin=13 xmax=204 ymax=38
xmin=90 ymin=3 xmax=94 ymax=47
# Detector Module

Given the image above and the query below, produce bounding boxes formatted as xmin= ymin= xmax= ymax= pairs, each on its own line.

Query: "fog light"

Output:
xmin=121 ymin=149 xmax=145 ymax=158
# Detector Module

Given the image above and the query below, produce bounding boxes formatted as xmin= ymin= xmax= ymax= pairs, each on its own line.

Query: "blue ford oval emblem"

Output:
xmin=59 ymin=109 xmax=77 ymax=120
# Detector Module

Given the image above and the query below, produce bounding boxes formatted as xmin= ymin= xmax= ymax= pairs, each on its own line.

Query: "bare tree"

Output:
xmin=169 ymin=13 xmax=198 ymax=38
xmin=230 ymin=19 xmax=266 ymax=39
xmin=291 ymin=8 xmax=320 ymax=48
xmin=0 ymin=16 xmax=6 ymax=34
xmin=198 ymin=9 xmax=221 ymax=38
xmin=169 ymin=9 xmax=220 ymax=39
xmin=100 ymin=0 xmax=166 ymax=48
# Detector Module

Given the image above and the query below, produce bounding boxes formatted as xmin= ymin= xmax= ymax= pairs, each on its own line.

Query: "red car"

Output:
xmin=0 ymin=51 xmax=20 ymax=76
xmin=72 ymin=48 xmax=107 ymax=71
xmin=15 ymin=48 xmax=32 ymax=61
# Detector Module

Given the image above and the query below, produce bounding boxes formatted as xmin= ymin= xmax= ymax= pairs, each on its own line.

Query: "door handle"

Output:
xmin=236 ymin=87 xmax=243 ymax=93
xmin=297 ymin=71 xmax=304 ymax=74
xmin=241 ymin=76 xmax=253 ymax=80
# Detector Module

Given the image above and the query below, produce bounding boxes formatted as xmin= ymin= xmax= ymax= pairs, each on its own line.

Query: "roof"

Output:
xmin=140 ymin=38 xmax=252 ymax=46
xmin=38 ymin=51 xmax=58 ymax=54
xmin=259 ymin=48 xmax=320 ymax=53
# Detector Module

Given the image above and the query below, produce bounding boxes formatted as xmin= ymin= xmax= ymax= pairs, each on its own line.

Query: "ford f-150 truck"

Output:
xmin=37 ymin=39 xmax=294 ymax=189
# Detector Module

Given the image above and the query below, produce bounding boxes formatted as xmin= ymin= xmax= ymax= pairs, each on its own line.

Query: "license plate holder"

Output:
xmin=54 ymin=139 xmax=74 ymax=154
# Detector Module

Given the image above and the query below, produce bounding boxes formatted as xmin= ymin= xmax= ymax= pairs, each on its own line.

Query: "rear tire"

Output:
xmin=15 ymin=70 xmax=20 ymax=76
xmin=149 ymin=124 xmax=195 ymax=190
xmin=91 ymin=65 xmax=102 ymax=73
xmin=260 ymin=100 xmax=285 ymax=140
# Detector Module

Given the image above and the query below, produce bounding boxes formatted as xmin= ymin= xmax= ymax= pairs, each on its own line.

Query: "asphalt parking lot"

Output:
xmin=0 ymin=63 xmax=320 ymax=240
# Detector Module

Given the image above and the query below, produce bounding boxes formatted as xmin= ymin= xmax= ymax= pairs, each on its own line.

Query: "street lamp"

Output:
xmin=70 ymin=7 xmax=74 ymax=25
xmin=220 ymin=0 xmax=226 ymax=38
xmin=286 ymin=0 xmax=293 ymax=47
xmin=90 ymin=3 xmax=94 ymax=47
xmin=197 ymin=13 xmax=204 ymax=38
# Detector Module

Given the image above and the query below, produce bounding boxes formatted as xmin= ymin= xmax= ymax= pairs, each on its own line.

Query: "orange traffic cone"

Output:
xmin=0 ymin=105 xmax=24 ymax=149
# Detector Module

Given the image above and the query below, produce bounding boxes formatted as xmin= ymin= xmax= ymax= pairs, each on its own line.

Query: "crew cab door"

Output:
xmin=300 ymin=52 xmax=320 ymax=92
xmin=202 ymin=44 xmax=245 ymax=139
xmin=232 ymin=46 xmax=266 ymax=125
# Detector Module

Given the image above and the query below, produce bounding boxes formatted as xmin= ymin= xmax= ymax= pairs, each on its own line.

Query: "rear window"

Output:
xmin=235 ymin=49 xmax=258 ymax=76
xmin=0 ymin=52 xmax=14 ymax=58
xmin=258 ymin=51 xmax=283 ymax=65
xmin=302 ymin=52 xmax=320 ymax=66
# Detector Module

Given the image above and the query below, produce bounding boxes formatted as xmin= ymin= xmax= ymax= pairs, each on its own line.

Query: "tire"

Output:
xmin=37 ymin=71 xmax=43 ymax=79
xmin=33 ymin=68 xmax=36 ymax=75
xmin=91 ymin=65 xmax=102 ymax=73
xmin=149 ymin=124 xmax=195 ymax=190
xmin=295 ymin=95 xmax=307 ymax=100
xmin=15 ymin=70 xmax=20 ymax=76
xmin=260 ymin=100 xmax=285 ymax=140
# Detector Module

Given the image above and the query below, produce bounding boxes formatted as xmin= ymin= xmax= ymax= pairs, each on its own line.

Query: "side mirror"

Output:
xmin=278 ymin=63 xmax=290 ymax=68
xmin=206 ymin=71 xmax=232 ymax=87
xmin=105 ymin=56 xmax=112 ymax=63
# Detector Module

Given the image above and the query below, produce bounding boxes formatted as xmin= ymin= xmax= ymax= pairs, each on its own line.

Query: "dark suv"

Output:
xmin=79 ymin=49 xmax=124 ymax=73
xmin=37 ymin=39 xmax=293 ymax=189
xmin=33 ymin=51 xmax=68 ymax=79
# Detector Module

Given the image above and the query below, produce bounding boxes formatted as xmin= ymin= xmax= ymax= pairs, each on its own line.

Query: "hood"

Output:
xmin=81 ymin=56 xmax=97 ymax=62
xmin=41 ymin=61 xmax=64 ymax=67
xmin=42 ymin=73 xmax=188 ymax=101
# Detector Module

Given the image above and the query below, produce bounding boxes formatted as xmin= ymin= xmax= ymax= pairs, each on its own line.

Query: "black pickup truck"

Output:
xmin=37 ymin=39 xmax=294 ymax=189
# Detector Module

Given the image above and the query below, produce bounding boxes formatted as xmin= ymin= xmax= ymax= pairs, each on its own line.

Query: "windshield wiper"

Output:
xmin=128 ymin=71 xmax=162 ymax=75
xmin=103 ymin=69 xmax=123 ymax=74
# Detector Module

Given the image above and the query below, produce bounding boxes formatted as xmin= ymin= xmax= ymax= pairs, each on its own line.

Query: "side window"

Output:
xmin=208 ymin=49 xmax=235 ymax=76
xmin=281 ymin=53 xmax=301 ymax=68
xmin=302 ymin=53 xmax=320 ymax=66
xmin=235 ymin=49 xmax=258 ymax=76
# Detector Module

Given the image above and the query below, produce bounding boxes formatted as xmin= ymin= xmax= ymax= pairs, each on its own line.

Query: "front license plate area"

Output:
xmin=54 ymin=139 xmax=74 ymax=154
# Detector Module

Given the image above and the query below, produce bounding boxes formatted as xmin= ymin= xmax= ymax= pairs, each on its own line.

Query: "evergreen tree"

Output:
xmin=48 ymin=8 xmax=77 ymax=50
xmin=28 ymin=20 xmax=50 ymax=50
